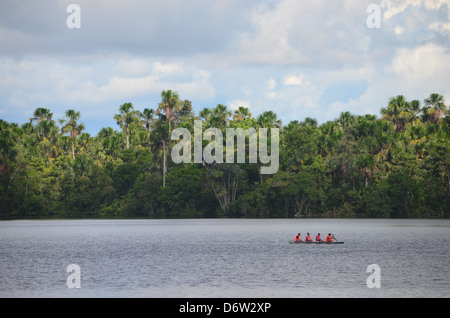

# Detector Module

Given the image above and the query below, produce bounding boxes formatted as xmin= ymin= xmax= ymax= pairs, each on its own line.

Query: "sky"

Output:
xmin=0 ymin=0 xmax=449 ymax=134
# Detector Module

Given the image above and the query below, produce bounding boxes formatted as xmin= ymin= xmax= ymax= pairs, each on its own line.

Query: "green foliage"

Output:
xmin=0 ymin=93 xmax=448 ymax=219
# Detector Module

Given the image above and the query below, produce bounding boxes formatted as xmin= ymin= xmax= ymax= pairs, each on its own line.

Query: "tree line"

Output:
xmin=0 ymin=91 xmax=449 ymax=218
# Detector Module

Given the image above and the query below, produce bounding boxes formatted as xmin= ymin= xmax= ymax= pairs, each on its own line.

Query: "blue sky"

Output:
xmin=0 ymin=0 xmax=449 ymax=134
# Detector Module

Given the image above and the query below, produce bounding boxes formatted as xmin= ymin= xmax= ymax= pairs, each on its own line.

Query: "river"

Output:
xmin=0 ymin=218 xmax=448 ymax=298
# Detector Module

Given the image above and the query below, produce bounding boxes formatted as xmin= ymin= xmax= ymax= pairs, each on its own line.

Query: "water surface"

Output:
xmin=0 ymin=219 xmax=448 ymax=297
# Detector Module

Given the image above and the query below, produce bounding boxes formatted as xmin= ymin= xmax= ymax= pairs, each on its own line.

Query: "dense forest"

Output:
xmin=0 ymin=91 xmax=449 ymax=219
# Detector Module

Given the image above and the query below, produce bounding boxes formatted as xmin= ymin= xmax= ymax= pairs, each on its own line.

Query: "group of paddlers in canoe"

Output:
xmin=294 ymin=232 xmax=336 ymax=243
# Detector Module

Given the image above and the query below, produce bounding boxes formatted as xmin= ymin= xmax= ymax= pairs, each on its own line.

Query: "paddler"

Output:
xmin=325 ymin=233 xmax=333 ymax=243
xmin=294 ymin=233 xmax=302 ymax=242
xmin=305 ymin=233 xmax=312 ymax=242
xmin=315 ymin=233 xmax=323 ymax=242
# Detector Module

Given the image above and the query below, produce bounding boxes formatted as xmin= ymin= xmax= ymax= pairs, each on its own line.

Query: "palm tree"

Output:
xmin=199 ymin=107 xmax=211 ymax=121
xmin=210 ymin=104 xmax=231 ymax=129
xmin=423 ymin=93 xmax=447 ymax=124
xmin=356 ymin=154 xmax=375 ymax=188
xmin=381 ymin=95 xmax=410 ymax=132
xmin=256 ymin=111 xmax=282 ymax=129
xmin=177 ymin=99 xmax=195 ymax=124
xmin=335 ymin=111 xmax=356 ymax=130
xmin=35 ymin=119 xmax=59 ymax=158
xmin=408 ymin=100 xmax=422 ymax=126
xmin=254 ymin=111 xmax=281 ymax=183
xmin=114 ymin=103 xmax=139 ymax=149
xmin=98 ymin=127 xmax=123 ymax=157
xmin=59 ymin=109 xmax=85 ymax=160
xmin=156 ymin=90 xmax=182 ymax=134
xmin=318 ymin=121 xmax=342 ymax=157
xmin=30 ymin=108 xmax=54 ymax=124
xmin=300 ymin=117 xmax=318 ymax=127
xmin=151 ymin=121 xmax=170 ymax=187
xmin=140 ymin=108 xmax=155 ymax=151
xmin=233 ymin=106 xmax=252 ymax=122
xmin=77 ymin=133 xmax=91 ymax=156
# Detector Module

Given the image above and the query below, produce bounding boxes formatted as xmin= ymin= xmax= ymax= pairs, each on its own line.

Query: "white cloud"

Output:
xmin=388 ymin=44 xmax=450 ymax=94
xmin=381 ymin=0 xmax=450 ymax=32
xmin=71 ymin=62 xmax=214 ymax=103
xmin=153 ymin=62 xmax=185 ymax=77
xmin=283 ymin=74 xmax=303 ymax=86
xmin=381 ymin=0 xmax=449 ymax=19
xmin=395 ymin=26 xmax=405 ymax=34
xmin=381 ymin=0 xmax=421 ymax=20
xmin=112 ymin=59 xmax=154 ymax=77
xmin=238 ymin=0 xmax=373 ymax=67
xmin=320 ymin=43 xmax=450 ymax=122
xmin=1 ymin=0 xmax=449 ymax=133
xmin=0 ymin=56 xmax=215 ymax=128
xmin=228 ymin=100 xmax=251 ymax=111
xmin=248 ymin=72 xmax=324 ymax=123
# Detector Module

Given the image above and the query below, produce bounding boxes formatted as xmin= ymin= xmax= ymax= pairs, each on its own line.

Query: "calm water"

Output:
xmin=0 ymin=219 xmax=448 ymax=298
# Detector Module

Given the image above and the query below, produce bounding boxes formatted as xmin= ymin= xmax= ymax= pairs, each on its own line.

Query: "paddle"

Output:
xmin=332 ymin=234 xmax=338 ymax=242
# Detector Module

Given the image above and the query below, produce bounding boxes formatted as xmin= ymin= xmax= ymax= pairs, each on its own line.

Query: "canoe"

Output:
xmin=289 ymin=241 xmax=344 ymax=244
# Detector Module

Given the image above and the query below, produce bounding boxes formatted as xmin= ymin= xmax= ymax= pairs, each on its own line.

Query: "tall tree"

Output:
xmin=210 ymin=104 xmax=231 ymax=129
xmin=155 ymin=91 xmax=183 ymax=187
xmin=157 ymin=90 xmax=182 ymax=134
xmin=256 ymin=111 xmax=282 ymax=129
xmin=356 ymin=154 xmax=375 ymax=188
xmin=199 ymin=107 xmax=211 ymax=121
xmin=30 ymin=108 xmax=54 ymax=124
xmin=176 ymin=100 xmax=195 ymax=125
xmin=140 ymin=108 xmax=155 ymax=151
xmin=408 ymin=100 xmax=422 ymax=126
xmin=34 ymin=117 xmax=59 ymax=159
xmin=114 ymin=103 xmax=139 ymax=149
xmin=318 ymin=121 xmax=342 ymax=157
xmin=151 ymin=120 xmax=170 ymax=187
xmin=233 ymin=106 xmax=252 ymax=122
xmin=335 ymin=111 xmax=356 ymax=130
xmin=59 ymin=109 xmax=85 ymax=160
xmin=205 ymin=163 xmax=241 ymax=216
xmin=381 ymin=95 xmax=410 ymax=132
xmin=98 ymin=127 xmax=123 ymax=158
xmin=423 ymin=93 xmax=447 ymax=124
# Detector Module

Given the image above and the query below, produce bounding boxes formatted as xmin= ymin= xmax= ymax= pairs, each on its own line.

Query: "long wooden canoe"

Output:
xmin=289 ymin=241 xmax=344 ymax=244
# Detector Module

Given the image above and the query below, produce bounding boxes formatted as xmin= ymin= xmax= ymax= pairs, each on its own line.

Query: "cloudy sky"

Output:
xmin=0 ymin=0 xmax=449 ymax=134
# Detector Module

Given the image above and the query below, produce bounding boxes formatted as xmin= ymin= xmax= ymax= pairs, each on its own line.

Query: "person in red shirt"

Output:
xmin=294 ymin=233 xmax=302 ymax=242
xmin=305 ymin=233 xmax=312 ymax=242
xmin=315 ymin=233 xmax=323 ymax=242
xmin=325 ymin=233 xmax=333 ymax=243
